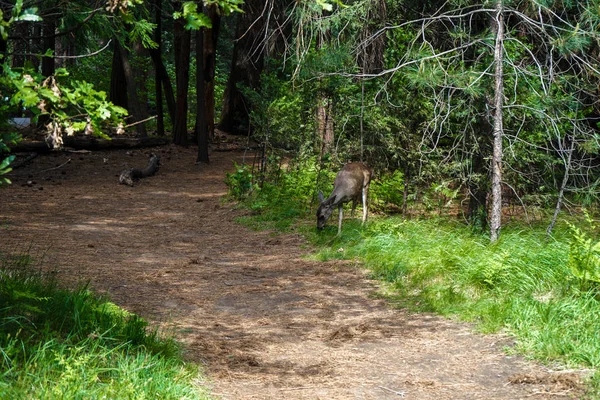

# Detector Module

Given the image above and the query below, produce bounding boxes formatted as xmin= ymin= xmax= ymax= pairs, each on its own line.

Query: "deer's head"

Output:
xmin=316 ymin=191 xmax=335 ymax=230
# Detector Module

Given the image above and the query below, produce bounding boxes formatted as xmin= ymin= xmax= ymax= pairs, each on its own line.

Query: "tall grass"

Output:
xmin=309 ymin=218 xmax=600 ymax=394
xmin=0 ymin=253 xmax=210 ymax=399
xmin=312 ymin=218 xmax=600 ymax=369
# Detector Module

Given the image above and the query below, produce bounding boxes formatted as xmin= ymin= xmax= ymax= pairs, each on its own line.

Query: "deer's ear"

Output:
xmin=318 ymin=191 xmax=324 ymax=203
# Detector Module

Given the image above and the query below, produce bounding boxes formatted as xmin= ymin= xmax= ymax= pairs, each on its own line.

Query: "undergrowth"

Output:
xmin=0 ymin=252 xmax=210 ymax=399
xmin=226 ymin=158 xmax=600 ymax=396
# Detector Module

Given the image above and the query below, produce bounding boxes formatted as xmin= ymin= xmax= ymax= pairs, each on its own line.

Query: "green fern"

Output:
xmin=568 ymin=223 xmax=600 ymax=287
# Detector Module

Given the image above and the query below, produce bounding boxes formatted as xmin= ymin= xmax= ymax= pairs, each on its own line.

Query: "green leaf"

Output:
xmin=0 ymin=155 xmax=15 ymax=171
xmin=316 ymin=0 xmax=333 ymax=12
xmin=129 ymin=19 xmax=158 ymax=49
xmin=55 ymin=68 xmax=69 ymax=77
xmin=208 ymin=0 xmax=244 ymax=16
xmin=14 ymin=8 xmax=42 ymax=22
xmin=11 ymin=0 xmax=23 ymax=18
xmin=186 ymin=13 xmax=211 ymax=30
xmin=175 ymin=2 xmax=212 ymax=30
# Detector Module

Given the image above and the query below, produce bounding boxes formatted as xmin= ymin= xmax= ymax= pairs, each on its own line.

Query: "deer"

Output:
xmin=317 ymin=162 xmax=372 ymax=235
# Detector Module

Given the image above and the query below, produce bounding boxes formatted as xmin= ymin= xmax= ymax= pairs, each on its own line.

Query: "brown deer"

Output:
xmin=317 ymin=162 xmax=372 ymax=235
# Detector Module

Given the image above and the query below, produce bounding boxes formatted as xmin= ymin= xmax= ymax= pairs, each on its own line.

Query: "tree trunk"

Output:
xmin=155 ymin=81 xmax=164 ymax=136
xmin=110 ymin=41 xmax=128 ymax=109
xmin=148 ymin=48 xmax=176 ymax=127
xmin=150 ymin=0 xmax=176 ymax=131
xmin=358 ymin=0 xmax=386 ymax=75
xmin=547 ymin=135 xmax=575 ymax=236
xmin=467 ymin=134 xmax=489 ymax=230
xmin=317 ymin=96 xmax=334 ymax=157
xmin=173 ymin=7 xmax=191 ymax=146
xmin=116 ymin=40 xmax=148 ymax=137
xmin=468 ymin=183 xmax=488 ymax=230
xmin=203 ymin=4 xmax=221 ymax=141
xmin=10 ymin=136 xmax=169 ymax=152
xmin=219 ymin=0 xmax=265 ymax=134
xmin=41 ymin=17 xmax=56 ymax=77
xmin=37 ymin=12 xmax=56 ymax=129
xmin=154 ymin=0 xmax=164 ymax=136
xmin=64 ymin=37 xmax=76 ymax=68
xmin=196 ymin=28 xmax=209 ymax=163
xmin=31 ymin=24 xmax=42 ymax=71
xmin=151 ymin=0 xmax=165 ymax=136
xmin=360 ymin=79 xmax=364 ymax=162
xmin=490 ymin=0 xmax=505 ymax=242
xmin=12 ymin=22 xmax=27 ymax=68
xmin=315 ymin=18 xmax=334 ymax=159
xmin=132 ymin=39 xmax=150 ymax=126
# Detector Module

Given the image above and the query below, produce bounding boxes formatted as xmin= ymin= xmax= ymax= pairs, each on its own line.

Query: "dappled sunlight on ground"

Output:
xmin=0 ymin=144 xmax=587 ymax=400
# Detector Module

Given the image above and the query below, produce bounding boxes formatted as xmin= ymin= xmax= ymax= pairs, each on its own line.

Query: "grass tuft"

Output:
xmin=0 ymin=252 xmax=210 ymax=399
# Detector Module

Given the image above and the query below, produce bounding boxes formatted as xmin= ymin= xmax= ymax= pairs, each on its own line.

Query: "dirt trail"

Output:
xmin=0 ymin=144 xmax=586 ymax=399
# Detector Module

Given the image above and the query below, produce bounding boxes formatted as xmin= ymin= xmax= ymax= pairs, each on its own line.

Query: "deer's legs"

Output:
xmin=361 ymin=187 xmax=368 ymax=224
xmin=337 ymin=204 xmax=344 ymax=235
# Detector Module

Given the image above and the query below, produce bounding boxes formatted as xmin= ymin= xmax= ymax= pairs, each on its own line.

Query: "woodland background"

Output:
xmin=3 ymin=1 xmax=600 ymax=397
xmin=1 ymin=0 xmax=600 ymax=240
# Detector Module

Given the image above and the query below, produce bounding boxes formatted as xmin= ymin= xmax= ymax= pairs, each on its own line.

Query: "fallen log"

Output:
xmin=119 ymin=153 xmax=160 ymax=186
xmin=9 ymin=136 xmax=170 ymax=153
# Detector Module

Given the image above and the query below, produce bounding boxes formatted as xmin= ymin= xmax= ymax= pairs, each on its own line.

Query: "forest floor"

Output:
xmin=0 ymin=136 xmax=589 ymax=399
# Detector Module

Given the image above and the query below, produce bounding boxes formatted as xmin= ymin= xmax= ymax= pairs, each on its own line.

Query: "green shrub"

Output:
xmin=225 ymin=162 xmax=256 ymax=200
xmin=370 ymin=169 xmax=405 ymax=211
xmin=568 ymin=220 xmax=600 ymax=292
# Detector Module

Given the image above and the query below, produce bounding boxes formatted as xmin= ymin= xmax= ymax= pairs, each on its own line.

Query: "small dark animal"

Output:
xmin=317 ymin=162 xmax=372 ymax=235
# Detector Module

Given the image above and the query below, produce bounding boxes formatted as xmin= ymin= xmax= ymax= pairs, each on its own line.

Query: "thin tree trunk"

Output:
xmin=66 ymin=40 xmax=76 ymax=68
xmin=547 ymin=135 xmax=575 ymax=236
xmin=12 ymin=23 xmax=27 ymax=67
xmin=360 ymin=79 xmax=364 ymax=162
xmin=153 ymin=0 xmax=164 ymax=136
xmin=316 ymin=23 xmax=333 ymax=159
xmin=490 ymin=0 xmax=504 ymax=242
xmin=358 ymin=0 xmax=386 ymax=75
xmin=218 ymin=0 xmax=265 ymax=133
xmin=110 ymin=40 xmax=128 ymax=109
xmin=41 ymin=17 xmax=55 ymax=77
xmin=132 ymin=40 xmax=150 ymax=125
xmin=38 ymin=13 xmax=56 ymax=129
xmin=203 ymin=4 xmax=220 ymax=141
xmin=31 ymin=24 xmax=42 ymax=71
xmin=467 ymin=139 xmax=488 ymax=230
xmin=219 ymin=40 xmax=241 ymax=133
xmin=116 ymin=40 xmax=148 ymax=137
xmin=173 ymin=6 xmax=191 ymax=146
xmin=196 ymin=28 xmax=209 ymax=163
xmin=149 ymin=48 xmax=176 ymax=126
xmin=317 ymin=95 xmax=334 ymax=157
